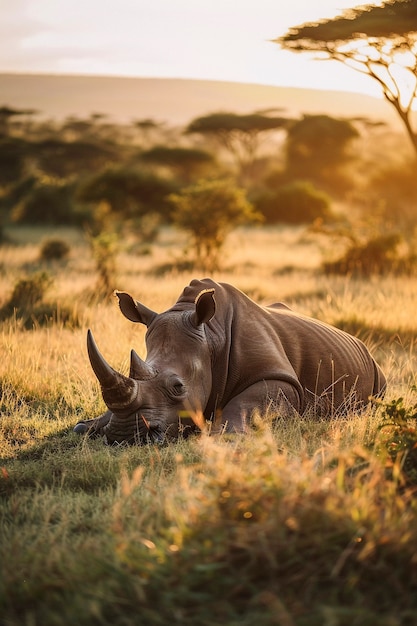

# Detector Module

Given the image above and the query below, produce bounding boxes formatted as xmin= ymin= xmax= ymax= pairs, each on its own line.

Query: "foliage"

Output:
xmin=11 ymin=181 xmax=78 ymax=226
xmin=0 ymin=272 xmax=52 ymax=327
xmin=275 ymin=0 xmax=417 ymax=153
xmin=76 ymin=166 xmax=176 ymax=222
xmin=285 ymin=115 xmax=358 ymax=191
xmin=185 ymin=111 xmax=289 ymax=172
xmin=139 ymin=145 xmax=216 ymax=182
xmin=376 ymin=393 xmax=417 ymax=484
xmin=364 ymin=158 xmax=417 ymax=233
xmin=1 ymin=420 xmax=417 ymax=625
xmin=323 ymin=232 xmax=417 ymax=276
xmin=39 ymin=238 xmax=71 ymax=261
xmin=0 ymin=105 xmax=37 ymax=135
xmin=5 ymin=272 xmax=52 ymax=309
xmin=0 ymin=271 xmax=80 ymax=328
xmin=253 ymin=180 xmax=333 ymax=224
xmin=169 ymin=178 xmax=261 ymax=271
xmin=32 ymin=138 xmax=118 ymax=178
xmin=0 ymin=137 xmax=28 ymax=186
xmin=89 ymin=231 xmax=119 ymax=297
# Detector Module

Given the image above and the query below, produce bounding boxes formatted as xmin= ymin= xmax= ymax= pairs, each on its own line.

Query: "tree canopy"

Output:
xmin=185 ymin=111 xmax=290 ymax=173
xmin=139 ymin=145 xmax=216 ymax=181
xmin=275 ymin=0 xmax=417 ymax=153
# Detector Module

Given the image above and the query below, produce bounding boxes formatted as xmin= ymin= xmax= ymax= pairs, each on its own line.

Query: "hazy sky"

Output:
xmin=1 ymin=0 xmax=384 ymax=96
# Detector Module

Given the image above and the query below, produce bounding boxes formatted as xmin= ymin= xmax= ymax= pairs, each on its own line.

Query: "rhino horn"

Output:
xmin=87 ymin=329 xmax=139 ymax=411
xmin=129 ymin=349 xmax=155 ymax=380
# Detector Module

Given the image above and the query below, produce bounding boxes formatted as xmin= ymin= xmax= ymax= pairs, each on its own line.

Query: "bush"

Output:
xmin=323 ymin=233 xmax=417 ymax=276
xmin=376 ymin=394 xmax=417 ymax=485
xmin=365 ymin=159 xmax=417 ymax=233
xmin=39 ymin=239 xmax=70 ymax=261
xmin=0 ymin=137 xmax=28 ymax=185
xmin=89 ymin=231 xmax=119 ymax=297
xmin=76 ymin=167 xmax=177 ymax=223
xmin=253 ymin=180 xmax=332 ymax=224
xmin=11 ymin=182 xmax=77 ymax=225
xmin=6 ymin=272 xmax=53 ymax=309
xmin=169 ymin=178 xmax=261 ymax=271
xmin=0 ymin=272 xmax=80 ymax=328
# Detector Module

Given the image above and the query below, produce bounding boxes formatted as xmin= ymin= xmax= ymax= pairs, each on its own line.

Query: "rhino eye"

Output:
xmin=171 ymin=380 xmax=186 ymax=397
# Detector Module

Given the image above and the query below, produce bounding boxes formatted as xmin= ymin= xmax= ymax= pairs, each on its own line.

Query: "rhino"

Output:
xmin=74 ymin=278 xmax=386 ymax=444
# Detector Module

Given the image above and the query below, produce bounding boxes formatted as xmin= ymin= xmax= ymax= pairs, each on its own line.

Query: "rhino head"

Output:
xmin=85 ymin=288 xmax=216 ymax=445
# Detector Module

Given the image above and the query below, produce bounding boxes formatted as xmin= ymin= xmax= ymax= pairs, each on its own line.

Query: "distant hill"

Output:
xmin=0 ymin=73 xmax=398 ymax=128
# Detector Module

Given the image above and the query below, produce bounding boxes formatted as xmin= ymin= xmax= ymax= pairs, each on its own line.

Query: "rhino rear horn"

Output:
xmin=87 ymin=329 xmax=139 ymax=411
xmin=129 ymin=349 xmax=155 ymax=380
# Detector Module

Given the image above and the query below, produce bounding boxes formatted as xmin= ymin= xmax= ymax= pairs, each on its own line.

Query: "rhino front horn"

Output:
xmin=87 ymin=329 xmax=139 ymax=411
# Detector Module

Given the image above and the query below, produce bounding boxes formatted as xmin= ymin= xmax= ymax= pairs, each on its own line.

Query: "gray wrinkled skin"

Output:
xmin=74 ymin=278 xmax=386 ymax=445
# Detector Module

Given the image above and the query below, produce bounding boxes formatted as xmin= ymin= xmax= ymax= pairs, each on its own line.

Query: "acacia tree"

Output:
xmin=275 ymin=0 xmax=417 ymax=154
xmin=139 ymin=145 xmax=217 ymax=182
xmin=185 ymin=111 xmax=290 ymax=176
xmin=286 ymin=114 xmax=358 ymax=175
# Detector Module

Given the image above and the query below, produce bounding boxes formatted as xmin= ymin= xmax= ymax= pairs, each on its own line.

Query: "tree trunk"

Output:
xmin=386 ymin=95 xmax=417 ymax=156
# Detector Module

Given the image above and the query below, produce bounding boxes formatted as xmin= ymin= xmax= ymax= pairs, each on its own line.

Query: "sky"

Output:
xmin=0 ymin=0 xmax=385 ymax=97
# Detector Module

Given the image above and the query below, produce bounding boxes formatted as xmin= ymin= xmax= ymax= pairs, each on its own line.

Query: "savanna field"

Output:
xmin=1 ymin=223 xmax=417 ymax=626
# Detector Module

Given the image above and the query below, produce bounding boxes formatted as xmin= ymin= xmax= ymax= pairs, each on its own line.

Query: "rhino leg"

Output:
xmin=214 ymin=380 xmax=302 ymax=434
xmin=73 ymin=409 xmax=113 ymax=437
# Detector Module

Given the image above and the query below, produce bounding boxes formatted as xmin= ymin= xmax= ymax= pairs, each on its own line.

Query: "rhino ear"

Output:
xmin=114 ymin=291 xmax=157 ymax=326
xmin=193 ymin=288 xmax=216 ymax=326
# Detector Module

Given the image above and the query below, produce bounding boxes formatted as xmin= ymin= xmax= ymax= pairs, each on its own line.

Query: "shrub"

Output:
xmin=39 ymin=239 xmax=70 ymax=261
xmin=253 ymin=180 xmax=332 ymax=224
xmin=0 ymin=137 xmax=28 ymax=185
xmin=169 ymin=178 xmax=261 ymax=271
xmin=365 ymin=159 xmax=417 ymax=234
xmin=76 ymin=167 xmax=176 ymax=223
xmin=89 ymin=231 xmax=119 ymax=296
xmin=376 ymin=394 xmax=417 ymax=485
xmin=0 ymin=272 xmax=80 ymax=328
xmin=11 ymin=182 xmax=77 ymax=225
xmin=0 ymin=272 xmax=53 ymax=327
xmin=323 ymin=233 xmax=417 ymax=276
xmin=6 ymin=272 xmax=53 ymax=309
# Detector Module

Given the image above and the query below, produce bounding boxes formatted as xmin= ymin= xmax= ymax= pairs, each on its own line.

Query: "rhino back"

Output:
xmin=172 ymin=279 xmax=384 ymax=415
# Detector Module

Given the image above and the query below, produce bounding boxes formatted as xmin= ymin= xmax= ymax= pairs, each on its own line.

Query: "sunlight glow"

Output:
xmin=0 ymin=0 xmax=386 ymax=97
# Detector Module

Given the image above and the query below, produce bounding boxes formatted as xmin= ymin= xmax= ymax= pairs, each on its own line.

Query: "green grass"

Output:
xmin=2 ymin=420 xmax=417 ymax=625
xmin=1 ymin=225 xmax=417 ymax=625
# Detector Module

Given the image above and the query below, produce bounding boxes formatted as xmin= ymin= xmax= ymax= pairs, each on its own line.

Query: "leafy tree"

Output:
xmin=169 ymin=179 xmax=261 ymax=271
xmin=0 ymin=106 xmax=38 ymax=136
xmin=32 ymin=139 xmax=118 ymax=179
xmin=76 ymin=166 xmax=176 ymax=224
xmin=133 ymin=118 xmax=166 ymax=146
xmin=11 ymin=182 xmax=77 ymax=225
xmin=364 ymin=158 xmax=417 ymax=231
xmin=185 ymin=112 xmax=289 ymax=175
xmin=285 ymin=115 xmax=359 ymax=192
xmin=253 ymin=180 xmax=332 ymax=225
xmin=0 ymin=137 xmax=28 ymax=186
xmin=139 ymin=145 xmax=216 ymax=182
xmin=275 ymin=0 xmax=417 ymax=154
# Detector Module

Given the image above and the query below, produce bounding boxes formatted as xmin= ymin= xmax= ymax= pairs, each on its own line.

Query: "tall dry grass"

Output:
xmin=1 ymin=224 xmax=417 ymax=625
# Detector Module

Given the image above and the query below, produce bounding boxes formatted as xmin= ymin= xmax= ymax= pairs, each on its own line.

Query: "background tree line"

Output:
xmin=1 ymin=0 xmax=417 ymax=274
